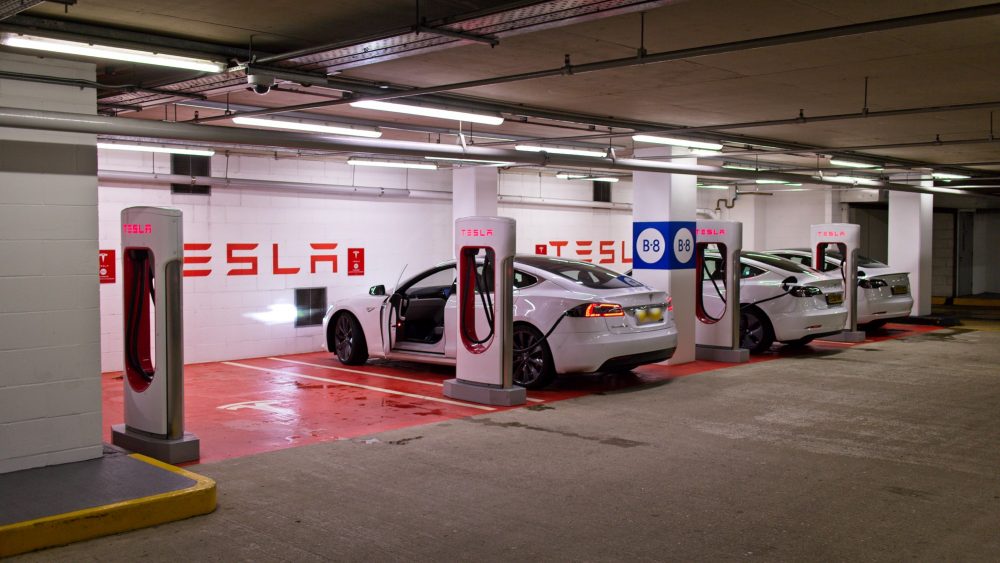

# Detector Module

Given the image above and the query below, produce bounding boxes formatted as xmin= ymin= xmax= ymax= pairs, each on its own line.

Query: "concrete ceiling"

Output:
xmin=4 ymin=0 xmax=1000 ymax=194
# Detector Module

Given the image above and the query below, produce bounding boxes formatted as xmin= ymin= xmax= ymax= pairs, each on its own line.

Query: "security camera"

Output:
xmin=247 ymin=73 xmax=275 ymax=95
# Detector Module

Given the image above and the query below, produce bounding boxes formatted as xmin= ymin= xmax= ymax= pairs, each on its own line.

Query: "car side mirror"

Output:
xmin=857 ymin=271 xmax=866 ymax=277
xmin=781 ymin=276 xmax=797 ymax=291
xmin=369 ymin=284 xmax=386 ymax=296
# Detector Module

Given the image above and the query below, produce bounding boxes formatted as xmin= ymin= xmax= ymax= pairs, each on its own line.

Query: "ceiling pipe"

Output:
xmin=98 ymin=171 xmax=444 ymax=200
xmin=0 ymin=105 xmax=982 ymax=197
xmin=191 ymin=3 xmax=1000 ymax=125
xmin=480 ymin=99 xmax=1000 ymax=147
xmin=98 ymin=170 xmax=637 ymax=211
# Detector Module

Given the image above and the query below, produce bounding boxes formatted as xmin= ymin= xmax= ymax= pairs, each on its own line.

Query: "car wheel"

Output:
xmin=863 ymin=319 xmax=887 ymax=331
xmin=512 ymin=323 xmax=555 ymax=389
xmin=332 ymin=313 xmax=368 ymax=365
xmin=740 ymin=307 xmax=775 ymax=354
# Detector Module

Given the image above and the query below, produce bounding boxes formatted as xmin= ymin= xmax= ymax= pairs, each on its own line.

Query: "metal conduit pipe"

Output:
xmin=98 ymin=170 xmax=637 ymax=210
xmin=0 ymin=105 xmax=978 ymax=197
xmin=192 ymin=2 xmax=1000 ymax=125
xmin=97 ymin=171 xmax=447 ymax=200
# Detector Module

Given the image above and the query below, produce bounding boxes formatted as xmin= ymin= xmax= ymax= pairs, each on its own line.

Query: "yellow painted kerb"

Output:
xmin=0 ymin=454 xmax=216 ymax=558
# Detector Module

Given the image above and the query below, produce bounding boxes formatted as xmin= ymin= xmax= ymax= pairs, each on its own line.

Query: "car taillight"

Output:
xmin=568 ymin=303 xmax=625 ymax=317
xmin=667 ymin=296 xmax=673 ymax=312
xmin=858 ymin=278 xmax=888 ymax=289
xmin=788 ymin=286 xmax=822 ymax=297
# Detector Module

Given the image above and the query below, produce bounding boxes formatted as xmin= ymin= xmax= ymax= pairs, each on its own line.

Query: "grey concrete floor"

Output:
xmin=17 ymin=327 xmax=1000 ymax=561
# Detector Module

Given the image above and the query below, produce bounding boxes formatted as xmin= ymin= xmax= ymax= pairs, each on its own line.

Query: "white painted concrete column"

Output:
xmin=726 ymin=194 xmax=767 ymax=250
xmin=453 ymin=166 xmax=498 ymax=219
xmin=888 ymin=176 xmax=933 ymax=316
xmin=631 ymin=147 xmax=697 ymax=364
xmin=0 ymin=53 xmax=101 ymax=473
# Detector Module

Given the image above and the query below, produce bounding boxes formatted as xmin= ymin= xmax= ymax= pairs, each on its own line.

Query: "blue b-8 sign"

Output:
xmin=632 ymin=221 xmax=696 ymax=270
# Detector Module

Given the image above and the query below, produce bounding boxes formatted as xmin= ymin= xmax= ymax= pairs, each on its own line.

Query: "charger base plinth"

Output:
xmin=443 ymin=379 xmax=526 ymax=406
xmin=111 ymin=424 xmax=200 ymax=464
xmin=820 ymin=330 xmax=866 ymax=343
xmin=695 ymin=345 xmax=750 ymax=363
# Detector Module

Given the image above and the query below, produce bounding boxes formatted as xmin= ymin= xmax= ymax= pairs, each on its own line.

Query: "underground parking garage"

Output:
xmin=1 ymin=1 xmax=1000 ymax=559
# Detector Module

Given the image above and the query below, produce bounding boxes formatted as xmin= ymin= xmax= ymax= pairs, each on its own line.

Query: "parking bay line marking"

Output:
xmin=223 ymin=361 xmax=496 ymax=411
xmin=267 ymin=357 xmax=544 ymax=403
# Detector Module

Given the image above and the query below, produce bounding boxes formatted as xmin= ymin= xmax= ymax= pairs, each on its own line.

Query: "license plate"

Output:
xmin=634 ymin=307 xmax=664 ymax=325
xmin=826 ymin=293 xmax=844 ymax=305
xmin=891 ymin=285 xmax=908 ymax=295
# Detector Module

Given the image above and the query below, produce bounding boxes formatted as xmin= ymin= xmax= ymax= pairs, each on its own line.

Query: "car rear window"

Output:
xmin=742 ymin=252 xmax=813 ymax=273
xmin=517 ymin=256 xmax=643 ymax=289
xmin=822 ymin=250 xmax=888 ymax=267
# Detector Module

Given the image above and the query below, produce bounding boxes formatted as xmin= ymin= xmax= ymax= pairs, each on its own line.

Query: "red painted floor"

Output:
xmin=102 ymin=323 xmax=938 ymax=464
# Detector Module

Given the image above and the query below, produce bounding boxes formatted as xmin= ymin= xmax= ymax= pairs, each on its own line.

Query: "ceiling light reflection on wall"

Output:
xmin=754 ymin=179 xmax=801 ymax=185
xmin=514 ymin=145 xmax=607 ymax=158
xmin=347 ymin=159 xmax=438 ymax=170
xmin=350 ymin=100 xmax=504 ymax=125
xmin=631 ymin=134 xmax=723 ymax=151
xmin=931 ymin=172 xmax=970 ymax=180
xmin=97 ymin=143 xmax=215 ymax=157
xmin=232 ymin=117 xmax=382 ymax=138
xmin=424 ymin=157 xmax=513 ymax=166
xmin=555 ymin=173 xmax=620 ymax=182
xmin=0 ymin=33 xmax=227 ymax=72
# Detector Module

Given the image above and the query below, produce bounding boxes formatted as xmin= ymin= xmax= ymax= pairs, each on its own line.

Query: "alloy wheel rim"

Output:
xmin=512 ymin=328 xmax=544 ymax=385
xmin=741 ymin=312 xmax=763 ymax=348
xmin=335 ymin=316 xmax=353 ymax=360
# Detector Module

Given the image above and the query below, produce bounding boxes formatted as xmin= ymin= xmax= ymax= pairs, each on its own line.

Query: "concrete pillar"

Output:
xmin=453 ymin=166 xmax=498 ymax=219
xmin=0 ymin=53 xmax=101 ymax=473
xmin=888 ymin=176 xmax=933 ymax=316
xmin=726 ymin=194 xmax=766 ymax=250
xmin=631 ymin=147 xmax=697 ymax=364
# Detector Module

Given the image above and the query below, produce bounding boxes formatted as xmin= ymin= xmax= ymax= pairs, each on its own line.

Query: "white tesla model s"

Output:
xmin=323 ymin=255 xmax=678 ymax=389
xmin=698 ymin=251 xmax=848 ymax=353
xmin=764 ymin=248 xmax=913 ymax=329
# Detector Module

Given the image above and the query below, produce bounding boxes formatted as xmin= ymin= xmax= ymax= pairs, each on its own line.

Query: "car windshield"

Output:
xmin=741 ymin=251 xmax=814 ymax=273
xmin=517 ymin=256 xmax=644 ymax=289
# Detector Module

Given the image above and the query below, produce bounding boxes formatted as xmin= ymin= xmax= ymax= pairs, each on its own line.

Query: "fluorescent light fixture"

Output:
xmin=350 ymin=100 xmax=503 ymax=125
xmin=698 ymin=184 xmax=732 ymax=190
xmin=232 ymin=116 xmax=381 ymax=138
xmin=98 ymin=143 xmax=215 ymax=157
xmin=931 ymin=172 xmax=970 ymax=180
xmin=824 ymin=175 xmax=881 ymax=186
xmin=691 ymin=149 xmax=722 ymax=157
xmin=555 ymin=173 xmax=620 ymax=182
xmin=347 ymin=159 xmax=438 ymax=170
xmin=632 ymin=134 xmax=723 ymax=151
xmin=0 ymin=33 xmax=226 ymax=72
xmin=830 ymin=158 xmax=879 ymax=169
xmin=755 ymin=179 xmax=799 ymax=185
xmin=514 ymin=145 xmax=607 ymax=158
xmin=424 ymin=157 xmax=513 ymax=166
xmin=722 ymin=163 xmax=760 ymax=171
xmin=926 ymin=186 xmax=965 ymax=194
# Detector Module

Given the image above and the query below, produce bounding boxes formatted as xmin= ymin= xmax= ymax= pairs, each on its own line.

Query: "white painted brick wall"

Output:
xmin=97 ymin=159 xmax=635 ymax=371
xmin=0 ymin=53 xmax=101 ymax=474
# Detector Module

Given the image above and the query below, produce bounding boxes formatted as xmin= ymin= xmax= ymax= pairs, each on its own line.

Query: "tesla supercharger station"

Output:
xmin=811 ymin=222 xmax=865 ymax=343
xmin=443 ymin=216 xmax=526 ymax=406
xmin=111 ymin=206 xmax=200 ymax=463
xmin=694 ymin=220 xmax=750 ymax=363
